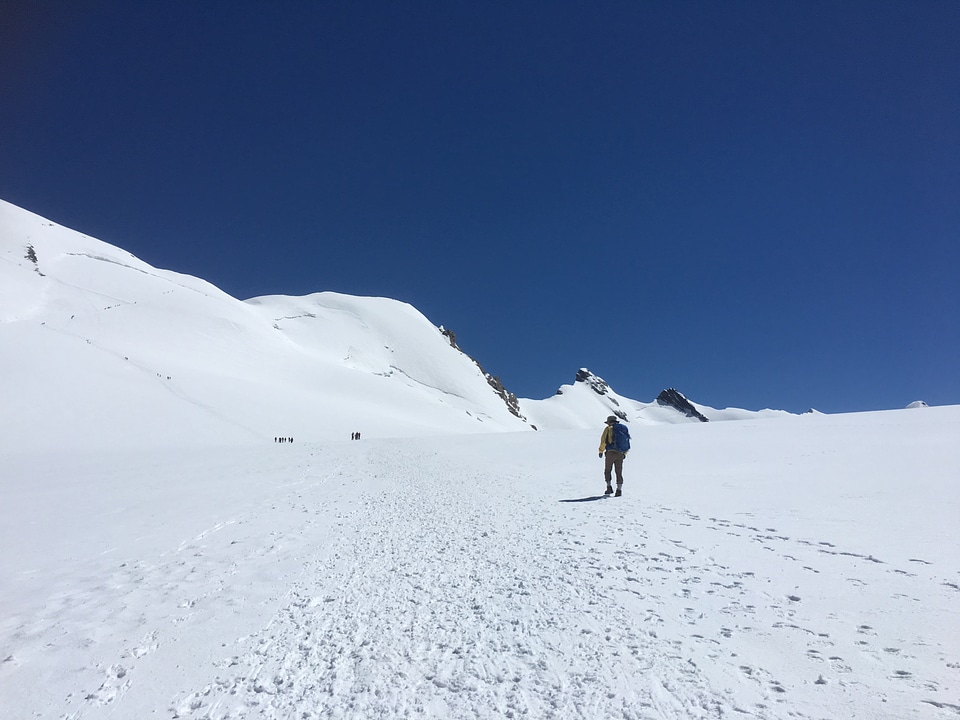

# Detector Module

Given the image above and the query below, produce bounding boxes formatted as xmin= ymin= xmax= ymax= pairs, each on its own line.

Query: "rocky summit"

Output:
xmin=657 ymin=388 xmax=710 ymax=422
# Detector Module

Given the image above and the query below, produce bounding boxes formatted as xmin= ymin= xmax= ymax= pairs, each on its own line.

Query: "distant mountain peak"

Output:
xmin=656 ymin=388 xmax=709 ymax=422
xmin=574 ymin=368 xmax=611 ymax=397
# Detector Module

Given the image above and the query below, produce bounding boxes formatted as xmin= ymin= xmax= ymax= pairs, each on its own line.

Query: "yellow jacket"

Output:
xmin=599 ymin=425 xmax=614 ymax=454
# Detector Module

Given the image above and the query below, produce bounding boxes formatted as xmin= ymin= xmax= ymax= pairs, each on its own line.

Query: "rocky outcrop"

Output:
xmin=484 ymin=372 xmax=524 ymax=419
xmin=575 ymin=368 xmax=612 ymax=397
xmin=25 ymin=244 xmax=43 ymax=275
xmin=440 ymin=326 xmax=526 ymax=421
xmin=440 ymin=326 xmax=458 ymax=348
xmin=657 ymin=388 xmax=709 ymax=422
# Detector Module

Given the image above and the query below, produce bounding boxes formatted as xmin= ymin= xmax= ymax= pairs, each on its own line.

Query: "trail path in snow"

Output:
xmin=171 ymin=440 xmax=735 ymax=719
xmin=164 ymin=437 xmax=957 ymax=720
xmin=4 ymin=431 xmax=957 ymax=720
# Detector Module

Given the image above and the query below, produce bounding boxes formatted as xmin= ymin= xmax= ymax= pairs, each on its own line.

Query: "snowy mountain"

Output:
xmin=520 ymin=368 xmax=793 ymax=430
xmin=1 ymin=198 xmax=787 ymax=452
xmin=2 ymin=197 xmax=959 ymax=719
xmin=0 ymin=199 xmax=537 ymax=452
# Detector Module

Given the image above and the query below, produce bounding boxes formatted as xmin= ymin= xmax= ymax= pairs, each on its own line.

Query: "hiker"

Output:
xmin=598 ymin=415 xmax=630 ymax=496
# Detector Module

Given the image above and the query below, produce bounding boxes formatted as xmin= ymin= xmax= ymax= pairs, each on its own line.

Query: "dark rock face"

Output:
xmin=484 ymin=372 xmax=524 ymax=419
xmin=24 ymin=244 xmax=43 ymax=275
xmin=575 ymin=368 xmax=611 ymax=396
xmin=440 ymin=326 xmax=526 ymax=421
xmin=440 ymin=327 xmax=457 ymax=348
xmin=657 ymin=388 xmax=709 ymax=422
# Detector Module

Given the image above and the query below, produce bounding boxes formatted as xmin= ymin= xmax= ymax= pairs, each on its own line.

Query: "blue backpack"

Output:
xmin=611 ymin=422 xmax=631 ymax=452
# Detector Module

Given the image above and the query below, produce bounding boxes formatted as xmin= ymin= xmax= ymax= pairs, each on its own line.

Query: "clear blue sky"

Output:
xmin=3 ymin=1 xmax=958 ymax=413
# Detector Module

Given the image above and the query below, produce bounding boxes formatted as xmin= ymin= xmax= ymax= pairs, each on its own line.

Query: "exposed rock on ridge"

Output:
xmin=657 ymin=388 xmax=709 ymax=422
xmin=574 ymin=368 xmax=612 ymax=397
xmin=440 ymin=327 xmax=525 ymax=421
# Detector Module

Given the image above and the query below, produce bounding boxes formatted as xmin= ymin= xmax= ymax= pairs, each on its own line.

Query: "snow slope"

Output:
xmin=0 ymin=199 xmax=531 ymax=453
xmin=1 ymin=407 xmax=958 ymax=719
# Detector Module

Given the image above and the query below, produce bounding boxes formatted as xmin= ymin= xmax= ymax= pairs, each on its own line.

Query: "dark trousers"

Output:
xmin=604 ymin=450 xmax=625 ymax=486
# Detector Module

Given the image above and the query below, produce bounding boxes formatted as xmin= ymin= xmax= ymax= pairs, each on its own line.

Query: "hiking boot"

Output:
xmin=604 ymin=484 xmax=614 ymax=495
xmin=614 ymin=485 xmax=622 ymax=497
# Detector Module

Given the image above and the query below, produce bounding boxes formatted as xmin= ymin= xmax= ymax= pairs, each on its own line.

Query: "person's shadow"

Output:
xmin=558 ymin=495 xmax=608 ymax=503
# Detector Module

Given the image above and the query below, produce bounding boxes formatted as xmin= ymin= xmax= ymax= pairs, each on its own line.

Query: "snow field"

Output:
xmin=2 ymin=409 xmax=958 ymax=719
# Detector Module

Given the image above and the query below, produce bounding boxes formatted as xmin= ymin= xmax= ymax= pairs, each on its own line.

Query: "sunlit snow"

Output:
xmin=2 ymin=199 xmax=958 ymax=719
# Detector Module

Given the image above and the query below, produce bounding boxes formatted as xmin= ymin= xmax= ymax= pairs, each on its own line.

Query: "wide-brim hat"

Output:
xmin=605 ymin=415 xmax=618 ymax=424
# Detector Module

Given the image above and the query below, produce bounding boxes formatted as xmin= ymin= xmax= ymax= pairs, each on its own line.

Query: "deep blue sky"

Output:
xmin=3 ymin=1 xmax=958 ymax=413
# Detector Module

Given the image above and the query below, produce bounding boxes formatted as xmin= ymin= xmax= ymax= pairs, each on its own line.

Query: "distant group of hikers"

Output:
xmin=273 ymin=434 xmax=365 ymax=442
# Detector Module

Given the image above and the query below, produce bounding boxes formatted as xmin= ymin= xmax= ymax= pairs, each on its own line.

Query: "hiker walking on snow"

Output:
xmin=599 ymin=415 xmax=630 ymax=496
